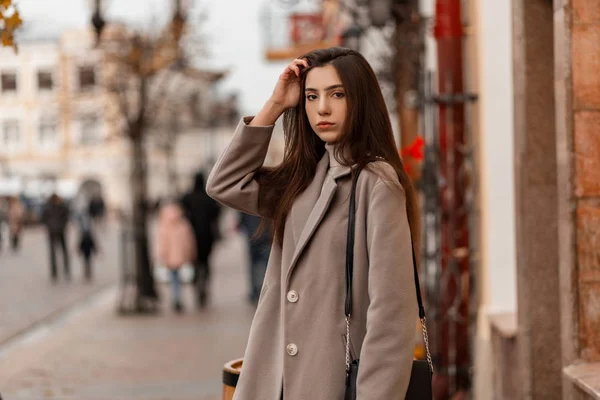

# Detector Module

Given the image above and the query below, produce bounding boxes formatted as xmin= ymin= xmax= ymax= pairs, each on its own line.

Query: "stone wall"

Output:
xmin=555 ymin=0 xmax=600 ymax=398
xmin=512 ymin=0 xmax=563 ymax=398
xmin=570 ymin=0 xmax=600 ymax=363
xmin=492 ymin=0 xmax=600 ymax=397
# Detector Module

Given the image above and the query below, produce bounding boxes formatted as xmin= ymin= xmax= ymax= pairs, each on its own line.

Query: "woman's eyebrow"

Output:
xmin=304 ymin=84 xmax=344 ymax=92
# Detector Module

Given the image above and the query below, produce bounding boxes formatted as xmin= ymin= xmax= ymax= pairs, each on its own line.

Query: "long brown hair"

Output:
xmin=257 ymin=47 xmax=420 ymax=253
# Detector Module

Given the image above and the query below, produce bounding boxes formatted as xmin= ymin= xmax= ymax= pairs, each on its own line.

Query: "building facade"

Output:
xmin=0 ymin=28 xmax=228 ymax=212
xmin=461 ymin=0 xmax=600 ymax=398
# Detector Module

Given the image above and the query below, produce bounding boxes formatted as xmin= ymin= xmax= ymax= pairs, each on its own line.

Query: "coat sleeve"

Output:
xmin=357 ymin=179 xmax=419 ymax=399
xmin=205 ymin=116 xmax=276 ymax=218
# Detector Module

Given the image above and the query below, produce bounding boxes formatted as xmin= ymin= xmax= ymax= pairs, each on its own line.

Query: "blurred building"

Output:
xmin=0 ymin=28 xmax=230 ymax=213
xmin=456 ymin=0 xmax=600 ymax=399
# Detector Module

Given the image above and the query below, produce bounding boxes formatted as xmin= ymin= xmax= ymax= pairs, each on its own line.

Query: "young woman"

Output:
xmin=207 ymin=47 xmax=420 ymax=399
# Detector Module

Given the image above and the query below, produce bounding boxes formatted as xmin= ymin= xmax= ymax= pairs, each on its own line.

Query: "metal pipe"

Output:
xmin=432 ymin=0 xmax=471 ymax=398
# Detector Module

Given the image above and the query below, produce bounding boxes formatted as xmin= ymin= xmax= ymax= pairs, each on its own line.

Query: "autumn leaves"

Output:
xmin=1 ymin=0 xmax=22 ymax=50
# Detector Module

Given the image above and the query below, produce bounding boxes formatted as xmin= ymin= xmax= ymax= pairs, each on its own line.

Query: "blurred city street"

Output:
xmin=0 ymin=227 xmax=255 ymax=400
xmin=0 ymin=223 xmax=119 ymax=347
xmin=0 ymin=0 xmax=598 ymax=398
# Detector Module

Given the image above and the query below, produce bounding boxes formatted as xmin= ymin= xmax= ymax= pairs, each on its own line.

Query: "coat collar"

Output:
xmin=325 ymin=142 xmax=352 ymax=180
xmin=285 ymin=150 xmax=353 ymax=285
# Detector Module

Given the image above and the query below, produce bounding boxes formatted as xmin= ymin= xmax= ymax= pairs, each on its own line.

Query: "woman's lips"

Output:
xmin=317 ymin=122 xmax=335 ymax=130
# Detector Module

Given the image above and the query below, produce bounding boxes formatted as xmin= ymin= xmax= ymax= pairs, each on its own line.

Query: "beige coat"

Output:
xmin=155 ymin=202 xmax=197 ymax=269
xmin=207 ymin=117 xmax=418 ymax=400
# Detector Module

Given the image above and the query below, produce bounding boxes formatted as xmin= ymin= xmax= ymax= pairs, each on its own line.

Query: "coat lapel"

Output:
xmin=289 ymin=155 xmax=330 ymax=247
xmin=285 ymin=153 xmax=353 ymax=285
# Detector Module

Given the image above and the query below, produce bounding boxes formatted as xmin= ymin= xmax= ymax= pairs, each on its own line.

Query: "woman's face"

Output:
xmin=304 ymin=64 xmax=347 ymax=143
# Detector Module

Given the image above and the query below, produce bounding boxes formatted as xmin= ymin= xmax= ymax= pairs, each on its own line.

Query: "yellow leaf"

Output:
xmin=1 ymin=30 xmax=13 ymax=47
xmin=5 ymin=10 xmax=21 ymax=30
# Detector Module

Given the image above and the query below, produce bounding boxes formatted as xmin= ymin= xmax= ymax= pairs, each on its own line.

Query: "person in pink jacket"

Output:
xmin=155 ymin=200 xmax=197 ymax=313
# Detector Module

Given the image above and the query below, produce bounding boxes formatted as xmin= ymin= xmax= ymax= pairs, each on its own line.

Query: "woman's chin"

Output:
xmin=316 ymin=131 xmax=341 ymax=143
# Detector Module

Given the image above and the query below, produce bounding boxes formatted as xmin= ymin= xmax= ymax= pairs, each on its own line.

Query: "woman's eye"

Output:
xmin=306 ymin=94 xmax=317 ymax=101
xmin=333 ymin=92 xmax=345 ymax=98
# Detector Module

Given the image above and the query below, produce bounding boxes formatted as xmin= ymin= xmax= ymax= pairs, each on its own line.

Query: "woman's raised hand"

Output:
xmin=250 ymin=58 xmax=309 ymax=126
xmin=269 ymin=58 xmax=309 ymax=111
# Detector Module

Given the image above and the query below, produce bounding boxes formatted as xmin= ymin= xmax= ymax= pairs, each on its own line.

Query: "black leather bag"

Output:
xmin=344 ymin=166 xmax=433 ymax=400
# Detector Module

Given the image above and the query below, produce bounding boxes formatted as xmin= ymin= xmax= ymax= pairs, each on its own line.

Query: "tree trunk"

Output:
xmin=130 ymin=77 xmax=158 ymax=310
xmin=165 ymin=142 xmax=177 ymax=195
xmin=166 ymin=110 xmax=179 ymax=194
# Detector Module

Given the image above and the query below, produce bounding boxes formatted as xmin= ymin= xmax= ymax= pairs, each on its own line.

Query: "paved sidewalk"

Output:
xmin=0 ymin=224 xmax=119 ymax=347
xmin=0 ymin=233 xmax=256 ymax=400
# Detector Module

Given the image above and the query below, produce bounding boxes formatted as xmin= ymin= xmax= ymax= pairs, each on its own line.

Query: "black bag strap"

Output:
xmin=345 ymin=165 xmax=425 ymax=319
xmin=344 ymin=164 xmax=434 ymax=374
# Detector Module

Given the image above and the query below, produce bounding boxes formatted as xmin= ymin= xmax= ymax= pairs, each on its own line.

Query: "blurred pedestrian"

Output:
xmin=7 ymin=196 xmax=24 ymax=252
xmin=88 ymin=194 xmax=106 ymax=231
xmin=155 ymin=200 xmax=197 ymax=313
xmin=42 ymin=194 xmax=71 ymax=282
xmin=0 ymin=197 xmax=7 ymax=253
xmin=77 ymin=213 xmax=97 ymax=282
xmin=239 ymin=212 xmax=271 ymax=305
xmin=180 ymin=171 xmax=221 ymax=308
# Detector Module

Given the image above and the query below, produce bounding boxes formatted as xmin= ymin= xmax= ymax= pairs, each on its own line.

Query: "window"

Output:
xmin=37 ymin=71 xmax=54 ymax=90
xmin=38 ymin=118 xmax=59 ymax=150
xmin=1 ymin=72 xmax=17 ymax=93
xmin=80 ymin=114 xmax=101 ymax=145
xmin=78 ymin=66 xmax=96 ymax=90
xmin=3 ymin=120 xmax=21 ymax=151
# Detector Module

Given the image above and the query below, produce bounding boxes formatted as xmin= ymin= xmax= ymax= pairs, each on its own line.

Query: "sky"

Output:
xmin=14 ymin=0 xmax=300 ymax=115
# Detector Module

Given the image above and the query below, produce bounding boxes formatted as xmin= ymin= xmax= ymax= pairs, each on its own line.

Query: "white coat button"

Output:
xmin=286 ymin=343 xmax=298 ymax=356
xmin=287 ymin=290 xmax=299 ymax=303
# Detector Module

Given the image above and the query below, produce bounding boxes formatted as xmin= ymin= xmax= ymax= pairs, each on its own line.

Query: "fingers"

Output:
xmin=293 ymin=58 xmax=309 ymax=69
xmin=286 ymin=64 xmax=300 ymax=77
xmin=284 ymin=58 xmax=309 ymax=78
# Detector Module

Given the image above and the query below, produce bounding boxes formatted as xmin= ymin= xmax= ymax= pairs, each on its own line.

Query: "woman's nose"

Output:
xmin=318 ymin=98 xmax=331 ymax=115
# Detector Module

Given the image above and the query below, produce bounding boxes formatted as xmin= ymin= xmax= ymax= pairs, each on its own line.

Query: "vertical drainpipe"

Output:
xmin=433 ymin=0 xmax=471 ymax=398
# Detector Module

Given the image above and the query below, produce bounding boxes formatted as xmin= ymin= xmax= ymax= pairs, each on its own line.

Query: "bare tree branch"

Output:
xmin=143 ymin=70 xmax=177 ymax=127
